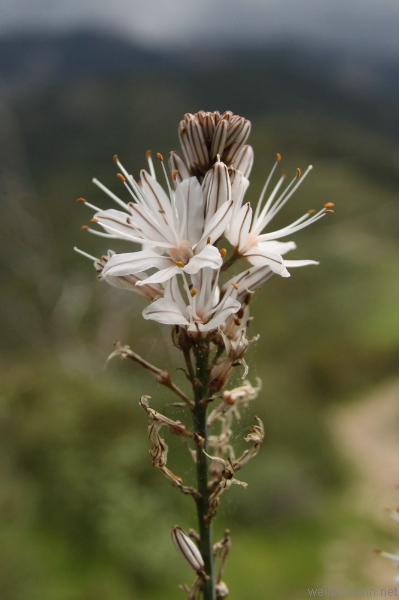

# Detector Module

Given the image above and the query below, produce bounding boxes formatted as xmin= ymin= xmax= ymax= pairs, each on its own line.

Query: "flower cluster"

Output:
xmin=75 ymin=110 xmax=332 ymax=381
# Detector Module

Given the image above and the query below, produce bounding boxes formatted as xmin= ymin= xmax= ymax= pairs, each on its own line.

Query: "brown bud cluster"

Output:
xmin=178 ymin=111 xmax=252 ymax=176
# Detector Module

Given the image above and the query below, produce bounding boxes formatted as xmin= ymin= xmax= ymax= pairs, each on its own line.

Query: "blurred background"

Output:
xmin=0 ymin=1 xmax=398 ymax=598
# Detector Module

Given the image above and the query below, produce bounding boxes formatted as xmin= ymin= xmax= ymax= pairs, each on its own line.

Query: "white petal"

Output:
xmin=245 ymin=247 xmax=290 ymax=277
xmin=136 ymin=264 xmax=181 ymax=285
xmin=203 ymin=161 xmax=231 ymax=222
xmin=184 ymin=245 xmax=222 ymax=274
xmin=175 ymin=177 xmax=205 ymax=244
xmin=102 ymin=250 xmax=172 ymax=277
xmin=129 ymin=203 xmax=175 ymax=245
xmin=143 ymin=298 xmax=189 ymax=325
xmin=140 ymin=170 xmax=175 ymax=228
xmin=258 ymin=240 xmax=297 ymax=256
xmin=284 ymin=259 xmax=319 ymax=267
xmin=197 ymin=200 xmax=234 ymax=251
xmin=232 ymin=203 xmax=253 ymax=251
xmin=94 ymin=208 xmax=142 ymax=240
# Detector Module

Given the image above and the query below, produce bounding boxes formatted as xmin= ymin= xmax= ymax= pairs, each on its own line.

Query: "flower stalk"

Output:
xmin=192 ymin=341 xmax=215 ymax=599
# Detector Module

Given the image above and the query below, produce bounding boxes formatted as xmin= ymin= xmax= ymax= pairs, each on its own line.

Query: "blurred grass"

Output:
xmin=0 ymin=59 xmax=398 ymax=598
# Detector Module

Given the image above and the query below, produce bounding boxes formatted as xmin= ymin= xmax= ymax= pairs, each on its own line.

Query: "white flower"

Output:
xmin=81 ymin=155 xmax=233 ymax=286
xmin=226 ymin=155 xmax=333 ymax=276
xmin=142 ymin=268 xmax=241 ymax=335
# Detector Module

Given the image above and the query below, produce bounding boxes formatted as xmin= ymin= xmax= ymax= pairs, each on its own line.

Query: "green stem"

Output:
xmin=192 ymin=341 xmax=215 ymax=600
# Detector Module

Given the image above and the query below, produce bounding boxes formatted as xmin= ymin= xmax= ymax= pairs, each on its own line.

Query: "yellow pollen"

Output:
xmin=77 ymin=197 xmax=86 ymax=203
xmin=113 ymin=154 xmax=119 ymax=164
xmin=324 ymin=202 xmax=335 ymax=208
xmin=157 ymin=152 xmax=164 ymax=162
xmin=276 ymin=153 xmax=282 ymax=162
xmin=80 ymin=225 xmax=89 ymax=230
xmin=231 ymin=282 xmax=239 ymax=290
xmin=296 ymin=168 xmax=302 ymax=179
xmin=117 ymin=173 xmax=126 ymax=182
xmin=220 ymin=248 xmax=227 ymax=259
xmin=146 ymin=150 xmax=152 ymax=159
xmin=190 ymin=288 xmax=198 ymax=297
xmin=175 ymin=261 xmax=185 ymax=268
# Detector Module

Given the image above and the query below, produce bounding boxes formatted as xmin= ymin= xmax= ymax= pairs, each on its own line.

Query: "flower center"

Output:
xmin=169 ymin=240 xmax=194 ymax=266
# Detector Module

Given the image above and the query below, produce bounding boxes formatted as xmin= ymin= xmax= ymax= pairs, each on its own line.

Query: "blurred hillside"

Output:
xmin=0 ymin=30 xmax=398 ymax=600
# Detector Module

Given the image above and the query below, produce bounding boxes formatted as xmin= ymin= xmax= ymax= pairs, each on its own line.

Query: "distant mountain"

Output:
xmin=1 ymin=29 xmax=398 ymax=103
xmin=0 ymin=30 xmax=168 ymax=93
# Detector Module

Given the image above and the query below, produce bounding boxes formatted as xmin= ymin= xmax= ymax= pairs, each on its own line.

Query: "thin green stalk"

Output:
xmin=192 ymin=341 xmax=215 ymax=600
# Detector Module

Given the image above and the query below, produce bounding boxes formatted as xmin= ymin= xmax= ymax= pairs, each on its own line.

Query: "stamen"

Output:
xmin=190 ymin=288 xmax=198 ymax=297
xmin=77 ymin=198 xmax=102 ymax=212
xmin=146 ymin=150 xmax=156 ymax=179
xmin=117 ymin=173 xmax=126 ymax=183
xmin=80 ymin=225 xmax=88 ymax=230
xmin=220 ymin=248 xmax=227 ymax=259
xmin=176 ymin=261 xmax=185 ymax=268
xmin=157 ymin=153 xmax=164 ymax=162
xmin=207 ymin=236 xmax=211 ymax=244
xmin=231 ymin=282 xmax=239 ymax=290
xmin=73 ymin=247 xmax=97 ymax=261
xmin=92 ymin=178 xmax=131 ymax=211
xmin=172 ymin=170 xmax=179 ymax=181
xmin=276 ymin=153 xmax=282 ymax=162
xmin=324 ymin=202 xmax=334 ymax=208
xmin=296 ymin=168 xmax=301 ymax=179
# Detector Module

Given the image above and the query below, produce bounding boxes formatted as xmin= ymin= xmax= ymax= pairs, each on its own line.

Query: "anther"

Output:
xmin=175 ymin=261 xmax=185 ymax=268
xmin=117 ymin=173 xmax=126 ymax=182
xmin=276 ymin=153 xmax=282 ymax=162
xmin=157 ymin=152 xmax=164 ymax=162
xmin=113 ymin=154 xmax=118 ymax=164
xmin=231 ymin=282 xmax=239 ymax=290
xmin=325 ymin=209 xmax=334 ymax=214
xmin=172 ymin=170 xmax=179 ymax=180
xmin=80 ymin=225 xmax=89 ymax=230
xmin=207 ymin=236 xmax=211 ymax=244
xmin=296 ymin=168 xmax=301 ymax=179
xmin=324 ymin=202 xmax=335 ymax=208
xmin=308 ymin=209 xmax=316 ymax=215
xmin=190 ymin=288 xmax=198 ymax=297
xmin=220 ymin=248 xmax=227 ymax=259
xmin=146 ymin=150 xmax=152 ymax=159
xmin=90 ymin=218 xmax=98 ymax=223
xmin=77 ymin=197 xmax=86 ymax=203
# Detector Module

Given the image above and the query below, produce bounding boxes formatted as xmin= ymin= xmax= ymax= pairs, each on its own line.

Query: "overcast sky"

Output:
xmin=1 ymin=0 xmax=398 ymax=56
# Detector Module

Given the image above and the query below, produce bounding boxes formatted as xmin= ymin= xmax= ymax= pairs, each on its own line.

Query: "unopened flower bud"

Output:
xmin=171 ymin=526 xmax=205 ymax=573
